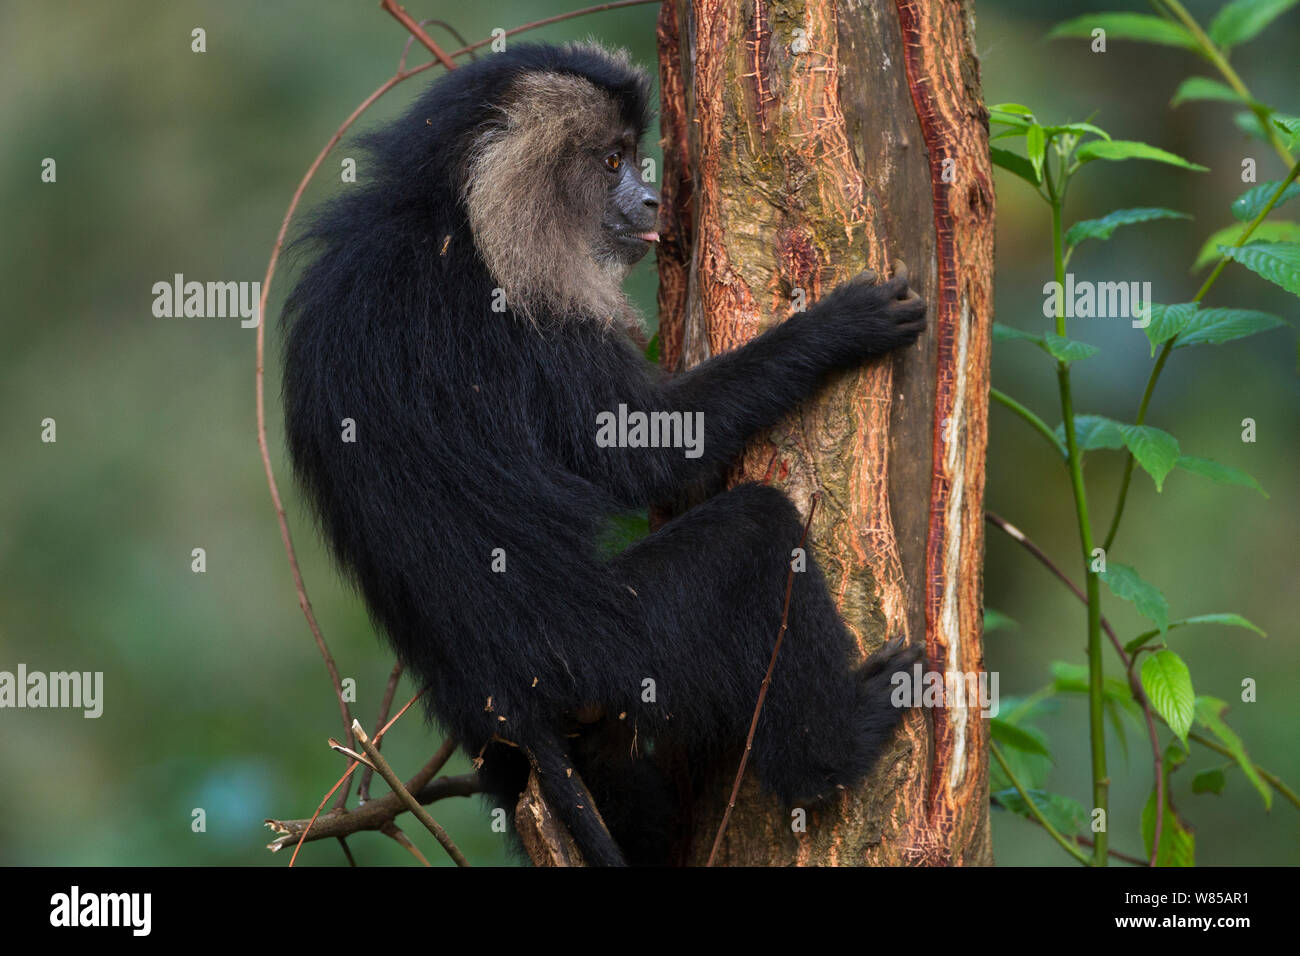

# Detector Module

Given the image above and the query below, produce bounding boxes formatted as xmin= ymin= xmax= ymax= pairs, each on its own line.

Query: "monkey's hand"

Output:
xmin=804 ymin=262 xmax=927 ymax=365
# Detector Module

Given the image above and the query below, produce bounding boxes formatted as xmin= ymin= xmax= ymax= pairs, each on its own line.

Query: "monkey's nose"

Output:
xmin=644 ymin=195 xmax=660 ymax=209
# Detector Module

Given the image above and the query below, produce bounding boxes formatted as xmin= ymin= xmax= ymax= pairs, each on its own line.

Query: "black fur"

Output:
xmin=282 ymin=43 xmax=926 ymax=866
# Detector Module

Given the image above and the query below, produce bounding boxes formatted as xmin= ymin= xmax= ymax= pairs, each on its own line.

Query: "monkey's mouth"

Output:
xmin=614 ymin=229 xmax=660 ymax=245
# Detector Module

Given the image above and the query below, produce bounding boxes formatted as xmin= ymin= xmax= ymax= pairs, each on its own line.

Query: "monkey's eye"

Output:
xmin=604 ymin=150 xmax=623 ymax=172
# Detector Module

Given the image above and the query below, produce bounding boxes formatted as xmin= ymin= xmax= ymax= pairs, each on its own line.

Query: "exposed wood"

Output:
xmin=656 ymin=0 xmax=994 ymax=866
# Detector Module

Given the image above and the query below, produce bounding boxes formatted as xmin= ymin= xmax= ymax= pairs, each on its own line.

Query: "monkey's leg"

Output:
xmin=610 ymin=482 xmax=919 ymax=805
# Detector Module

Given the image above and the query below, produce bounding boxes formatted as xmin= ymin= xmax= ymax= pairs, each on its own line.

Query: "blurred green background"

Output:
xmin=1 ymin=0 xmax=1294 ymax=866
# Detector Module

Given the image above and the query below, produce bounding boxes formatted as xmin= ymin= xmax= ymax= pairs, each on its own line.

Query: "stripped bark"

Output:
xmin=656 ymin=0 xmax=994 ymax=866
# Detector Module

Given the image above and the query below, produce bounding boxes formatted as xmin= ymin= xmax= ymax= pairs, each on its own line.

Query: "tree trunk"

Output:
xmin=655 ymin=0 xmax=995 ymax=866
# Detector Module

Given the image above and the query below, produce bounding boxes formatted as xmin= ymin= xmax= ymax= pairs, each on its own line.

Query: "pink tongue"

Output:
xmin=635 ymin=231 xmax=660 ymax=242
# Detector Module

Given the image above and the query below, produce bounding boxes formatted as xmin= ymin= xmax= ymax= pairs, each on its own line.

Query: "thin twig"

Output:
xmin=379 ymin=0 xmax=457 ymax=70
xmin=353 ymin=720 xmax=471 ymax=867
xmin=358 ymin=661 xmax=405 ymax=804
xmin=707 ymin=494 xmax=820 ymax=867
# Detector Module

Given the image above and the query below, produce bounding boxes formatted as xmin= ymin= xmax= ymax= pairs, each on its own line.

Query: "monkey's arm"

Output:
xmin=608 ymin=273 xmax=924 ymax=503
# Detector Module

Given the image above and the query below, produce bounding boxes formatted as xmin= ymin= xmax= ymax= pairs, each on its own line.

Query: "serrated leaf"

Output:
xmin=1055 ymin=414 xmax=1126 ymax=451
xmin=991 ymin=717 xmax=1053 ymax=758
xmin=1141 ymin=650 xmax=1195 ymax=742
xmin=1194 ymin=696 xmax=1272 ymax=809
xmin=1192 ymin=767 xmax=1228 ymax=794
xmin=1170 ymin=76 xmax=1250 ymax=108
xmin=1232 ymin=179 xmax=1300 ymax=221
xmin=1144 ymin=302 xmax=1199 ymax=352
xmin=991 ymin=788 xmax=1089 ymax=835
xmin=990 ymin=146 xmax=1041 ymax=186
xmin=1076 ymin=139 xmax=1208 ymax=171
xmin=1026 ymin=124 xmax=1047 ymax=182
xmin=1048 ymin=13 xmax=1199 ymax=50
xmin=1142 ymin=785 xmax=1196 ymax=866
xmin=1209 ymin=0 xmax=1299 ymax=49
xmin=1102 ymin=562 xmax=1170 ymax=632
xmin=983 ymin=608 xmax=1018 ymax=633
xmin=1173 ymin=307 xmax=1288 ymax=349
xmin=1119 ymin=423 xmax=1182 ymax=491
xmin=1193 ymin=220 xmax=1300 ymax=270
xmin=1041 ymin=332 xmax=1099 ymax=363
xmin=1066 ymin=207 xmax=1190 ymax=249
xmin=1220 ymin=241 xmax=1300 ymax=296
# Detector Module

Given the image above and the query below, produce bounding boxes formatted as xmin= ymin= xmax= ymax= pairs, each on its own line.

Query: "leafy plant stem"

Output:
xmin=1153 ymin=0 xmax=1295 ymax=167
xmin=1189 ymin=732 xmax=1300 ymax=810
xmin=1102 ymin=159 xmax=1300 ymax=550
xmin=991 ymin=742 xmax=1092 ymax=865
xmin=1046 ymin=158 xmax=1109 ymax=865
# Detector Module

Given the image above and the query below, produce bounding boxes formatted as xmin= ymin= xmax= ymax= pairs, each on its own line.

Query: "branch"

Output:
xmin=267 ymin=773 xmax=480 ymax=850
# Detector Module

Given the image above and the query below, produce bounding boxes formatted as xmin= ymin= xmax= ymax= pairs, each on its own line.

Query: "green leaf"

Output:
xmin=1232 ymin=179 xmax=1300 ymax=221
xmin=1048 ymin=13 xmax=1199 ymax=50
xmin=1144 ymin=302 xmax=1199 ymax=352
xmin=1172 ymin=307 xmax=1288 ymax=349
xmin=991 ymin=717 xmax=1053 ymax=758
xmin=1125 ymin=611 xmax=1267 ymax=654
xmin=1192 ymin=767 xmax=1228 ymax=795
xmin=1176 ymin=456 xmax=1268 ymax=496
xmin=1076 ymin=139 xmax=1208 ymax=171
xmin=991 ymin=788 xmax=1088 ymax=835
xmin=1050 ymin=662 xmax=1140 ymax=717
xmin=1026 ymin=124 xmax=1047 ymax=182
xmin=990 ymin=146 xmax=1041 ymax=186
xmin=994 ymin=324 xmax=1099 ymax=364
xmin=1055 ymin=414 xmax=1125 ymax=451
xmin=1102 ymin=562 xmax=1170 ymax=632
xmin=989 ymin=724 xmax=1052 ymax=792
xmin=992 ymin=322 xmax=1042 ymax=344
xmin=1234 ymin=110 xmax=1300 ymax=143
xmin=1041 ymin=332 xmax=1099 ymax=363
xmin=1119 ymin=423 xmax=1182 ymax=492
xmin=1275 ymin=115 xmax=1300 ymax=147
xmin=1209 ymin=0 xmax=1299 ymax=49
xmin=1220 ymin=241 xmax=1300 ymax=296
xmin=990 ymin=102 xmax=1036 ymax=119
xmin=643 ymin=331 xmax=660 ymax=362
xmin=1170 ymin=76 xmax=1250 ymax=108
xmin=1194 ymin=696 xmax=1272 ymax=809
xmin=1141 ymin=650 xmax=1196 ymax=742
xmin=1042 ymin=121 xmax=1111 ymax=142
xmin=990 ymin=126 xmax=1028 ymax=142
xmin=1065 ymin=207 xmax=1190 ymax=249
xmin=1193 ymin=220 xmax=1300 ymax=270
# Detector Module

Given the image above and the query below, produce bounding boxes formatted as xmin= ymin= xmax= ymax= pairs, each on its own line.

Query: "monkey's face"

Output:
xmin=463 ymin=60 xmax=657 ymax=323
xmin=591 ymin=131 xmax=660 ymax=267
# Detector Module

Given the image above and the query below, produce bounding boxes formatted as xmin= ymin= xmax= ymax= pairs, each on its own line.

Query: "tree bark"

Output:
xmin=656 ymin=0 xmax=995 ymax=866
